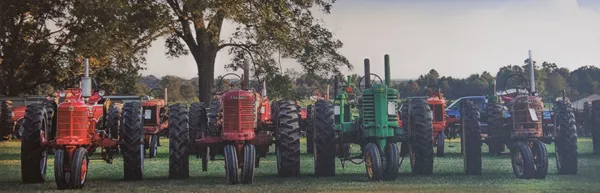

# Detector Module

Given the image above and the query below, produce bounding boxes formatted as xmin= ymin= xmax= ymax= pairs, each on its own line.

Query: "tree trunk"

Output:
xmin=194 ymin=49 xmax=218 ymax=104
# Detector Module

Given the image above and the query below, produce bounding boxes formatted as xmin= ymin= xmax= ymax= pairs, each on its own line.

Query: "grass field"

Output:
xmin=0 ymin=138 xmax=599 ymax=193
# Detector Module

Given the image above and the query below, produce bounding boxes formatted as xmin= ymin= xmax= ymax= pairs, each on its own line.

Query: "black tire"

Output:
xmin=511 ymin=141 xmax=535 ymax=179
xmin=306 ymin=104 xmax=314 ymax=154
xmin=13 ymin=118 xmax=24 ymax=140
xmin=554 ymin=103 xmax=578 ymax=175
xmin=189 ymin=102 xmax=207 ymax=152
xmin=313 ymin=100 xmax=336 ymax=177
xmin=486 ymin=102 xmax=504 ymax=155
xmin=41 ymin=100 xmax=56 ymax=141
xmin=383 ymin=143 xmax=399 ymax=181
xmin=400 ymin=101 xmax=409 ymax=157
xmin=120 ymin=102 xmax=144 ymax=181
xmin=241 ymin=144 xmax=256 ymax=184
xmin=168 ymin=103 xmax=190 ymax=179
xmin=148 ymin=134 xmax=158 ymax=158
xmin=21 ymin=103 xmax=48 ymax=183
xmin=461 ymin=100 xmax=482 ymax=175
xmin=69 ymin=147 xmax=89 ymax=189
xmin=364 ymin=143 xmax=383 ymax=181
xmin=54 ymin=149 xmax=68 ymax=189
xmin=106 ymin=103 xmax=121 ymax=140
xmin=0 ymin=100 xmax=14 ymax=140
xmin=592 ymin=100 xmax=600 ymax=155
xmin=209 ymin=100 xmax=221 ymax=136
xmin=436 ymin=132 xmax=445 ymax=157
xmin=532 ymin=140 xmax=548 ymax=179
xmin=224 ymin=144 xmax=239 ymax=184
xmin=275 ymin=100 xmax=301 ymax=177
xmin=408 ymin=99 xmax=433 ymax=175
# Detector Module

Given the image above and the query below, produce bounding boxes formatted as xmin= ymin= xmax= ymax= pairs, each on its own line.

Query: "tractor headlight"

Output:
xmin=334 ymin=106 xmax=340 ymax=115
xmin=98 ymin=89 xmax=106 ymax=96
xmin=59 ymin=90 xmax=66 ymax=98
xmin=388 ymin=102 xmax=396 ymax=115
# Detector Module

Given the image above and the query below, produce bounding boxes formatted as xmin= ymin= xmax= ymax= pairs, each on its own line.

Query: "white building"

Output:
xmin=571 ymin=94 xmax=600 ymax=110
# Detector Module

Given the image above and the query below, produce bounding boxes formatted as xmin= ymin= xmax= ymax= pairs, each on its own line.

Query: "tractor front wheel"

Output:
xmin=313 ymin=100 xmax=336 ymax=177
xmin=532 ymin=140 xmax=548 ymax=179
xmin=461 ymin=100 xmax=482 ymax=175
xmin=224 ymin=144 xmax=239 ymax=184
xmin=511 ymin=141 xmax=535 ymax=179
xmin=168 ymin=104 xmax=190 ymax=179
xmin=408 ymin=99 xmax=434 ymax=175
xmin=364 ymin=143 xmax=383 ymax=181
xmin=21 ymin=103 xmax=48 ymax=183
xmin=69 ymin=147 xmax=89 ymax=189
xmin=241 ymin=144 xmax=256 ymax=184
xmin=148 ymin=134 xmax=158 ymax=158
xmin=120 ymin=102 xmax=144 ymax=181
xmin=382 ymin=143 xmax=399 ymax=181
xmin=53 ymin=149 xmax=68 ymax=189
xmin=275 ymin=100 xmax=301 ymax=177
xmin=436 ymin=132 xmax=445 ymax=157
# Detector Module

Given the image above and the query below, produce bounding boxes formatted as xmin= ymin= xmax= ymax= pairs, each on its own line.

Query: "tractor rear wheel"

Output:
xmin=486 ymin=102 xmax=504 ymax=156
xmin=554 ymin=106 xmax=578 ymax=175
xmin=168 ymin=104 xmax=190 ymax=179
xmin=382 ymin=143 xmax=399 ymax=181
xmin=69 ymin=147 xmax=89 ymax=189
xmin=532 ymin=140 xmax=548 ymax=179
xmin=408 ymin=99 xmax=434 ymax=175
xmin=592 ymin=100 xmax=600 ymax=155
xmin=0 ymin=100 xmax=14 ymax=140
xmin=511 ymin=141 xmax=535 ymax=179
xmin=241 ymin=144 xmax=256 ymax=184
xmin=53 ymin=149 xmax=68 ymax=189
xmin=106 ymin=104 xmax=121 ymax=140
xmin=21 ymin=103 xmax=48 ymax=183
xmin=224 ymin=144 xmax=239 ymax=184
xmin=461 ymin=100 xmax=482 ymax=175
xmin=313 ymin=100 xmax=336 ymax=177
xmin=364 ymin=143 xmax=383 ymax=181
xmin=400 ymin=101 xmax=409 ymax=157
xmin=120 ymin=102 xmax=144 ymax=181
xmin=190 ymin=102 xmax=207 ymax=156
xmin=306 ymin=104 xmax=314 ymax=154
xmin=436 ymin=132 xmax=445 ymax=157
xmin=275 ymin=100 xmax=301 ymax=177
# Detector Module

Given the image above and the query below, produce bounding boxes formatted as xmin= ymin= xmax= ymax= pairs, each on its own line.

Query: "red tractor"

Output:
xmin=168 ymin=59 xmax=300 ymax=184
xmin=141 ymin=88 xmax=169 ymax=158
xmin=303 ymin=88 xmax=328 ymax=154
xmin=20 ymin=58 xmax=144 ymax=189
xmin=400 ymin=87 xmax=447 ymax=156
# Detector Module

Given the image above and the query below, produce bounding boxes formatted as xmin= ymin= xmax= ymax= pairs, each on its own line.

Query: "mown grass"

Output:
xmin=0 ymin=138 xmax=599 ymax=192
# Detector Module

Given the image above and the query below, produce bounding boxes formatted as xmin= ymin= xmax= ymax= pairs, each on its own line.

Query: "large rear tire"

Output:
xmin=21 ymin=103 xmax=48 ymax=183
xmin=313 ymin=100 xmax=336 ymax=177
xmin=189 ymin=102 xmax=207 ymax=157
xmin=554 ymin=103 xmax=578 ymax=175
xmin=461 ymin=100 xmax=482 ymax=175
xmin=592 ymin=100 xmax=600 ymax=155
xmin=486 ymin=102 xmax=504 ymax=156
xmin=209 ymin=100 xmax=221 ymax=136
xmin=168 ymin=104 xmax=190 ymax=179
xmin=408 ymin=99 xmax=434 ymax=175
xmin=275 ymin=100 xmax=301 ymax=177
xmin=120 ymin=102 xmax=144 ymax=181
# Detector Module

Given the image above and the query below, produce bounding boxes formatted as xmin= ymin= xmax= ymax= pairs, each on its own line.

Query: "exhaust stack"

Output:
xmin=82 ymin=58 xmax=92 ymax=98
xmin=528 ymin=50 xmax=535 ymax=95
xmin=384 ymin=54 xmax=391 ymax=87
xmin=364 ymin=58 xmax=371 ymax=89
xmin=243 ymin=58 xmax=250 ymax=90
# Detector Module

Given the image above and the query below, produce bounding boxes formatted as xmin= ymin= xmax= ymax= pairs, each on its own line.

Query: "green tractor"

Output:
xmin=312 ymin=55 xmax=434 ymax=181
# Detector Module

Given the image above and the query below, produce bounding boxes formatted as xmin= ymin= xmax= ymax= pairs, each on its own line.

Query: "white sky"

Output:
xmin=141 ymin=0 xmax=600 ymax=79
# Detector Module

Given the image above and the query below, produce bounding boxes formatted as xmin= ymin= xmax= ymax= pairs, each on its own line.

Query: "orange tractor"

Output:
xmin=20 ymin=58 xmax=144 ymax=189
xmin=401 ymin=87 xmax=447 ymax=156
xmin=140 ymin=88 xmax=169 ymax=158
xmin=168 ymin=59 xmax=300 ymax=184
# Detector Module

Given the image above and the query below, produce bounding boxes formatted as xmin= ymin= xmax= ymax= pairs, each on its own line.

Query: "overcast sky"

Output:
xmin=141 ymin=0 xmax=600 ymax=79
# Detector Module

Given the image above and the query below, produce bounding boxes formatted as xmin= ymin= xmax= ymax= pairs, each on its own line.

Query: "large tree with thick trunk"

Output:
xmin=161 ymin=0 xmax=350 ymax=103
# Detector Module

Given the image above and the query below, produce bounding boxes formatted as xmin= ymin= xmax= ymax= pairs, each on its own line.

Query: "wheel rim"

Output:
xmin=365 ymin=152 xmax=373 ymax=178
xmin=513 ymin=149 xmax=524 ymax=176
xmin=80 ymin=157 xmax=88 ymax=184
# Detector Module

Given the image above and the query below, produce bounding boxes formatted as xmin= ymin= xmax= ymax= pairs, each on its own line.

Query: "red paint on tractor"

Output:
xmin=56 ymin=101 xmax=91 ymax=145
xmin=221 ymin=90 xmax=256 ymax=141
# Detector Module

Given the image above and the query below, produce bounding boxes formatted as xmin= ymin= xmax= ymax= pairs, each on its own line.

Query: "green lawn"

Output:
xmin=0 ymin=138 xmax=599 ymax=192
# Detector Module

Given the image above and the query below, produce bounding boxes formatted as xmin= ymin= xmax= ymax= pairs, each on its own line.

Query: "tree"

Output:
xmin=161 ymin=0 xmax=351 ymax=103
xmin=160 ymin=75 xmax=184 ymax=102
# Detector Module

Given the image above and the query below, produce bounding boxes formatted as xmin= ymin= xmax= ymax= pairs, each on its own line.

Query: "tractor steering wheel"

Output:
xmin=502 ymin=74 xmax=530 ymax=97
xmin=217 ymin=73 xmax=243 ymax=93
xmin=148 ymin=88 xmax=164 ymax=99
xmin=358 ymin=73 xmax=384 ymax=93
